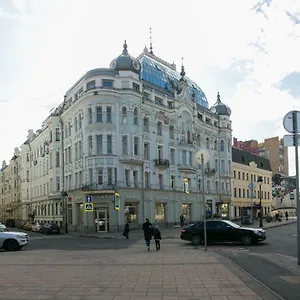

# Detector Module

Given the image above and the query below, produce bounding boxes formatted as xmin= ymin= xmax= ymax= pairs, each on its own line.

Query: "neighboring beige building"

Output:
xmin=246 ymin=136 xmax=289 ymax=176
xmin=0 ymin=148 xmax=22 ymax=224
xmin=231 ymin=148 xmax=273 ymax=218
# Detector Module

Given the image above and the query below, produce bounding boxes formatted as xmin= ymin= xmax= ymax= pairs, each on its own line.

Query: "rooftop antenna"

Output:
xmin=149 ymin=28 xmax=153 ymax=54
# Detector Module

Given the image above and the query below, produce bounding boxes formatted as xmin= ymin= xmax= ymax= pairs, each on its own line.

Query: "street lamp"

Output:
xmin=257 ymin=176 xmax=263 ymax=228
xmin=195 ymin=149 xmax=210 ymax=252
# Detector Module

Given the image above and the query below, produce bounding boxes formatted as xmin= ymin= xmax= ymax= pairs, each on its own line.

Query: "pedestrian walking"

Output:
xmin=285 ymin=211 xmax=289 ymax=221
xmin=142 ymin=218 xmax=153 ymax=251
xmin=180 ymin=214 xmax=185 ymax=227
xmin=123 ymin=221 xmax=129 ymax=239
xmin=153 ymin=225 xmax=162 ymax=251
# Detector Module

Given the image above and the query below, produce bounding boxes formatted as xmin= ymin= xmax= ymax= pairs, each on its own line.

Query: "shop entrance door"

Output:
xmin=96 ymin=210 xmax=108 ymax=232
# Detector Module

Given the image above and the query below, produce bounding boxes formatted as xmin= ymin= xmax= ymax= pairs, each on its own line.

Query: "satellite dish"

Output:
xmin=195 ymin=149 xmax=210 ymax=164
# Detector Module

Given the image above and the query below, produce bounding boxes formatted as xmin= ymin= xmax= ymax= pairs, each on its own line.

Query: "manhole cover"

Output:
xmin=280 ymin=276 xmax=300 ymax=284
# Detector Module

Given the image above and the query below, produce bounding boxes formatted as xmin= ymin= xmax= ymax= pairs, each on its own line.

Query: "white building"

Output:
xmin=19 ymin=41 xmax=233 ymax=233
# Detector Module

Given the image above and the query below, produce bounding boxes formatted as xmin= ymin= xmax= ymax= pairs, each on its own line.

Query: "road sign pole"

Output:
xmin=201 ymin=155 xmax=207 ymax=252
xmin=292 ymin=111 xmax=300 ymax=265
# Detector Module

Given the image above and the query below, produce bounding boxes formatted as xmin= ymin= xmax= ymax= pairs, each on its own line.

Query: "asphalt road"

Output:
xmin=220 ymin=223 xmax=300 ymax=300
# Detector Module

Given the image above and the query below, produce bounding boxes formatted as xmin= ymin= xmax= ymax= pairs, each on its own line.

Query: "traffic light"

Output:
xmin=184 ymin=179 xmax=189 ymax=194
xmin=114 ymin=193 xmax=120 ymax=211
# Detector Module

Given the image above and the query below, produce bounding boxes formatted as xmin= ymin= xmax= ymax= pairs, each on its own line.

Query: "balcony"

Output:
xmin=178 ymin=164 xmax=197 ymax=173
xmin=119 ymin=155 xmax=144 ymax=165
xmin=81 ymin=183 xmax=115 ymax=192
xmin=205 ymin=168 xmax=216 ymax=176
xmin=178 ymin=138 xmax=194 ymax=147
xmin=154 ymin=158 xmax=170 ymax=168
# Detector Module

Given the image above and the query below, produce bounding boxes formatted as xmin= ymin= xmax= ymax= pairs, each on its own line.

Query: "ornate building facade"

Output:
xmin=2 ymin=41 xmax=233 ymax=232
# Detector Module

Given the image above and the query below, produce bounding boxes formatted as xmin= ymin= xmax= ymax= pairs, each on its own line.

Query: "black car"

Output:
xmin=180 ymin=219 xmax=266 ymax=245
xmin=40 ymin=223 xmax=61 ymax=234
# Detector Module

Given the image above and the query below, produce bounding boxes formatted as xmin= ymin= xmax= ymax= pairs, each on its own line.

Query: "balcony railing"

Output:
xmin=154 ymin=158 xmax=170 ymax=167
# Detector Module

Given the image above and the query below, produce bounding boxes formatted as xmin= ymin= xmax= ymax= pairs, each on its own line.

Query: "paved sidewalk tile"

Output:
xmin=0 ymin=244 xmax=264 ymax=300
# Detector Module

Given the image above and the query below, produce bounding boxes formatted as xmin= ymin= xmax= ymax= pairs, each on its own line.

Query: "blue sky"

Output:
xmin=0 ymin=0 xmax=299 ymax=174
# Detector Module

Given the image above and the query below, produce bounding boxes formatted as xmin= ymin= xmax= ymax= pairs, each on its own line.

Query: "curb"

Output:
xmin=263 ymin=220 xmax=296 ymax=229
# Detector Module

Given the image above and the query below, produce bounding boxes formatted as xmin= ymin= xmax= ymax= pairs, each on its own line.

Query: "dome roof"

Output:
xmin=210 ymin=92 xmax=231 ymax=116
xmin=109 ymin=41 xmax=141 ymax=75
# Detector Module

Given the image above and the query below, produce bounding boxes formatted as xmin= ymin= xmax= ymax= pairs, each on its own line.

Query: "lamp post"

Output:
xmin=257 ymin=176 xmax=263 ymax=228
xmin=195 ymin=149 xmax=210 ymax=252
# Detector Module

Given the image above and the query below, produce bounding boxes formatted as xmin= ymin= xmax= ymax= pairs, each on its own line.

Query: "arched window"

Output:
xmin=220 ymin=140 xmax=225 ymax=151
xmin=181 ymin=130 xmax=185 ymax=142
xmin=133 ymin=108 xmax=138 ymax=125
xmin=206 ymin=137 xmax=210 ymax=149
xmin=214 ymin=140 xmax=217 ymax=151
xmin=122 ymin=107 xmax=127 ymax=124
xmin=187 ymin=131 xmax=191 ymax=143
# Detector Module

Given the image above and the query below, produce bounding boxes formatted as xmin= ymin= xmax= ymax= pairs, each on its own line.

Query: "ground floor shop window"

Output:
xmin=155 ymin=203 xmax=166 ymax=223
xmin=124 ymin=203 xmax=138 ymax=223
xmin=77 ymin=204 xmax=84 ymax=225
xmin=182 ymin=203 xmax=191 ymax=222
xmin=67 ymin=205 xmax=72 ymax=224
xmin=221 ymin=204 xmax=229 ymax=218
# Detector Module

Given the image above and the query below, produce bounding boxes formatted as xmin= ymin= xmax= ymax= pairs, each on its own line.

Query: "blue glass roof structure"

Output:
xmin=139 ymin=55 xmax=209 ymax=108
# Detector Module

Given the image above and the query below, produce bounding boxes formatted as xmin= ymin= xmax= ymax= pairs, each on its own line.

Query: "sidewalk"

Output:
xmin=0 ymin=240 xmax=275 ymax=300
xmin=68 ymin=218 xmax=297 ymax=240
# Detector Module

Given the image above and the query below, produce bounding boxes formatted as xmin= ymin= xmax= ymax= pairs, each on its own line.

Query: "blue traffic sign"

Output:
xmin=290 ymin=193 xmax=295 ymax=200
xmin=86 ymin=195 xmax=92 ymax=203
xmin=84 ymin=203 xmax=94 ymax=212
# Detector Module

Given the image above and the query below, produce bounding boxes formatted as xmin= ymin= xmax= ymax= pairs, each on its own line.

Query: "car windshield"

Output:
xmin=223 ymin=220 xmax=241 ymax=228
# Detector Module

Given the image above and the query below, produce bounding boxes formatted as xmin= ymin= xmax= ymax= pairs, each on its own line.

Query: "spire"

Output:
xmin=122 ymin=40 xmax=128 ymax=55
xmin=149 ymin=28 xmax=153 ymax=54
xmin=180 ymin=57 xmax=186 ymax=81
xmin=217 ymin=91 xmax=221 ymax=103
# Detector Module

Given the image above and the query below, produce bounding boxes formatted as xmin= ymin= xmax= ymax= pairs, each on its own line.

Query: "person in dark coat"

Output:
xmin=180 ymin=214 xmax=185 ymax=227
xmin=153 ymin=225 xmax=162 ymax=251
xmin=285 ymin=211 xmax=289 ymax=221
xmin=123 ymin=221 xmax=129 ymax=239
xmin=142 ymin=218 xmax=153 ymax=251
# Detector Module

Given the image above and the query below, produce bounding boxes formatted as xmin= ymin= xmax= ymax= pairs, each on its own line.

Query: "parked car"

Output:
xmin=40 ymin=223 xmax=61 ymax=234
xmin=181 ymin=219 xmax=266 ymax=246
xmin=31 ymin=223 xmax=41 ymax=232
xmin=23 ymin=223 xmax=33 ymax=231
xmin=0 ymin=227 xmax=29 ymax=251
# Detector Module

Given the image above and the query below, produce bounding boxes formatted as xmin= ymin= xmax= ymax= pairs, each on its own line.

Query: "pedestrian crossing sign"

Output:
xmin=84 ymin=203 xmax=94 ymax=212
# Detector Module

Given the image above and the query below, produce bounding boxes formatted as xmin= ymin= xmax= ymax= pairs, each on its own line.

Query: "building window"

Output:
xmin=233 ymin=170 xmax=236 ymax=178
xmin=158 ymin=145 xmax=163 ymax=159
xmin=238 ymin=188 xmax=241 ymax=197
xmin=182 ymin=150 xmax=187 ymax=165
xmin=215 ymin=159 xmax=218 ymax=172
xmin=96 ymin=107 xmax=103 ymax=123
xmin=122 ymin=107 xmax=127 ymax=124
xmin=102 ymin=80 xmax=113 ymax=88
xmin=122 ymin=136 xmax=128 ymax=155
xmin=133 ymin=83 xmax=140 ymax=92
xmin=74 ymin=117 xmax=78 ymax=131
xmin=234 ymin=188 xmax=237 ymax=197
xmin=134 ymin=137 xmax=139 ymax=155
xmin=88 ymin=136 xmax=93 ymax=155
xmin=206 ymin=138 xmax=209 ymax=149
xmin=169 ymin=126 xmax=174 ymax=139
xmin=106 ymin=107 xmax=112 ymax=123
xmin=158 ymin=174 xmax=164 ymax=189
xmin=56 ymin=152 xmax=60 ymax=167
xmin=87 ymin=80 xmax=96 ymax=90
xmin=246 ymin=173 xmax=249 ymax=181
xmin=107 ymin=168 xmax=113 ymax=185
xmin=133 ymin=171 xmax=138 ymax=187
xmin=89 ymin=169 xmax=93 ymax=184
xmin=220 ymin=140 xmax=225 ymax=151
xmin=189 ymin=151 xmax=193 ymax=165
xmin=125 ymin=170 xmax=130 ymax=187
xmin=157 ymin=121 xmax=162 ymax=135
xmin=171 ymin=175 xmax=175 ymax=189
xmin=49 ymin=131 xmax=52 ymax=143
xmin=78 ymin=114 xmax=82 ymax=129
xmin=97 ymin=168 xmax=103 ymax=185
xmin=187 ymin=131 xmax=191 ymax=143
xmin=145 ymin=172 xmax=150 ymax=188
xmin=155 ymin=97 xmax=163 ymax=105
xmin=170 ymin=148 xmax=175 ymax=164
xmin=96 ymin=135 xmax=103 ymax=154
xmin=228 ymin=160 xmax=231 ymax=173
xmin=214 ymin=140 xmax=217 ymax=151
xmin=56 ymin=176 xmax=60 ymax=191
xmin=133 ymin=108 xmax=138 ymax=125
xmin=143 ymin=117 xmax=149 ymax=131
xmin=107 ymin=135 xmax=112 ymax=154
xmin=238 ymin=172 xmax=241 ymax=179
xmin=243 ymin=189 xmax=245 ymax=198
xmin=242 ymin=172 xmax=245 ymax=180
xmin=55 ymin=128 xmax=60 ymax=141
xmin=228 ymin=142 xmax=231 ymax=152
xmin=144 ymin=143 xmax=149 ymax=160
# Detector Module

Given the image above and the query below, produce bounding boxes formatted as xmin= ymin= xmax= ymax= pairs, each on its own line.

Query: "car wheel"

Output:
xmin=191 ymin=235 xmax=202 ymax=245
xmin=241 ymin=235 xmax=253 ymax=245
xmin=3 ymin=239 xmax=19 ymax=251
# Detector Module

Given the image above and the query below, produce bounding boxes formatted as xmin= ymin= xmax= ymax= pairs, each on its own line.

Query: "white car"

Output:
xmin=31 ymin=223 xmax=41 ymax=232
xmin=0 ymin=227 xmax=29 ymax=251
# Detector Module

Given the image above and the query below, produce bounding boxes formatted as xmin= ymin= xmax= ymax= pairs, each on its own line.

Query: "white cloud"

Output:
xmin=0 ymin=0 xmax=299 ymax=175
